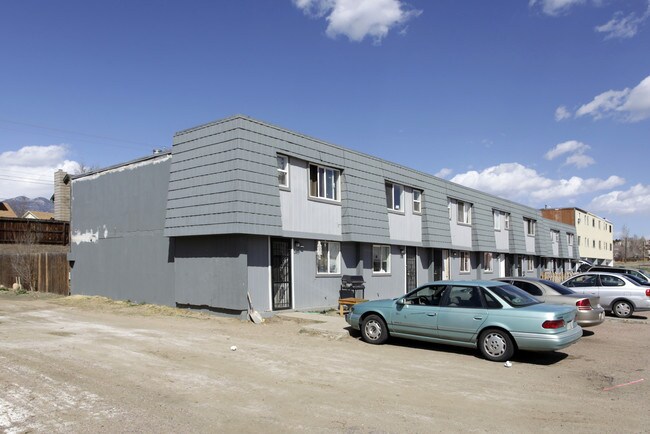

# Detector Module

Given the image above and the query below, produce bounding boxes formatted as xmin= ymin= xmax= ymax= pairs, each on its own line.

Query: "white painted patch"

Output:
xmin=71 ymin=229 xmax=99 ymax=245
xmin=72 ymin=154 xmax=171 ymax=183
xmin=103 ymin=225 xmax=108 ymax=239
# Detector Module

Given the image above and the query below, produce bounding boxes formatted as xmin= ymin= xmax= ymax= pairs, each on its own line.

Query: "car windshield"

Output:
xmin=539 ymin=279 xmax=575 ymax=295
xmin=487 ymin=284 xmax=540 ymax=307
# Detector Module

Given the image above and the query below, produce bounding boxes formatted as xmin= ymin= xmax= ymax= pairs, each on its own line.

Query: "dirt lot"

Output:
xmin=1 ymin=292 xmax=648 ymax=433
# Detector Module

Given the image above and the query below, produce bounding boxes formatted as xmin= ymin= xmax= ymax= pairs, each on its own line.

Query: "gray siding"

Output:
xmin=69 ymin=155 xmax=175 ymax=306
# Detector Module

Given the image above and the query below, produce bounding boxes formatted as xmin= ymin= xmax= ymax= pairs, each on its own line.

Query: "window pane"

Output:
xmin=318 ymin=167 xmax=325 ymax=198
xmin=385 ymin=184 xmax=393 ymax=208
xmin=333 ymin=170 xmax=339 ymax=200
xmin=394 ymin=185 xmax=401 ymax=210
xmin=457 ymin=202 xmax=464 ymax=223
xmin=325 ymin=169 xmax=334 ymax=199
xmin=316 ymin=241 xmax=328 ymax=273
xmin=329 ymin=242 xmax=340 ymax=273
xmin=309 ymin=165 xmax=318 ymax=196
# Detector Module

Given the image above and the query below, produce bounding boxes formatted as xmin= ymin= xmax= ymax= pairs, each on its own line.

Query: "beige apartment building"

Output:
xmin=541 ymin=207 xmax=614 ymax=266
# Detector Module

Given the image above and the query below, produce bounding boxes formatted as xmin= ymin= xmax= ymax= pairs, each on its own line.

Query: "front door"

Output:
xmin=271 ymin=238 xmax=292 ymax=310
xmin=406 ymin=247 xmax=417 ymax=291
xmin=498 ymin=254 xmax=505 ymax=277
xmin=433 ymin=249 xmax=442 ymax=281
xmin=442 ymin=250 xmax=451 ymax=280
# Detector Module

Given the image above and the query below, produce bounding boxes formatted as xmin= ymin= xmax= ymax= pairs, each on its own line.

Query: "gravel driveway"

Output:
xmin=1 ymin=292 xmax=648 ymax=433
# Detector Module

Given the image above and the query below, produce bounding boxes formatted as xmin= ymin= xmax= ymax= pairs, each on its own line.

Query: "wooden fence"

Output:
xmin=0 ymin=218 xmax=69 ymax=245
xmin=0 ymin=252 xmax=69 ymax=295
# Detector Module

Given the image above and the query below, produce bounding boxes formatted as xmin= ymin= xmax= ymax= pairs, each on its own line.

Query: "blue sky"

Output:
xmin=1 ymin=0 xmax=649 ymax=237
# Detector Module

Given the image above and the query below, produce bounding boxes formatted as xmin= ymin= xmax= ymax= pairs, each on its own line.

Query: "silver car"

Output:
xmin=562 ymin=272 xmax=650 ymax=318
xmin=495 ymin=277 xmax=605 ymax=327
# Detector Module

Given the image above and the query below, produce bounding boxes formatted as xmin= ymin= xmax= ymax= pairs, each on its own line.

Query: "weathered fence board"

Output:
xmin=0 ymin=218 xmax=69 ymax=245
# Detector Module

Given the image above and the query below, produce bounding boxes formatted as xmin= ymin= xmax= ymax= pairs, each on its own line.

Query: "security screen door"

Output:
xmin=271 ymin=238 xmax=292 ymax=310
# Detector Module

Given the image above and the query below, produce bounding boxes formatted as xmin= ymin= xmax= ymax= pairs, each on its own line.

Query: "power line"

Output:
xmin=0 ymin=174 xmax=53 ymax=186
xmin=0 ymin=118 xmax=158 ymax=150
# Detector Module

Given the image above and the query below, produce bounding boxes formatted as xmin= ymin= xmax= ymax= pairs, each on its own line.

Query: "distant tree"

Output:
xmin=75 ymin=163 xmax=100 ymax=174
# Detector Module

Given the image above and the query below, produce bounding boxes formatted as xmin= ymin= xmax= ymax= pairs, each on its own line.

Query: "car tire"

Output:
xmin=612 ymin=300 xmax=634 ymax=318
xmin=479 ymin=328 xmax=515 ymax=362
xmin=361 ymin=314 xmax=389 ymax=345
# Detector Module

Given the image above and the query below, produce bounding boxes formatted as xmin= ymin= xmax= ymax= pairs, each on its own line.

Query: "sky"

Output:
xmin=0 ymin=0 xmax=649 ymax=237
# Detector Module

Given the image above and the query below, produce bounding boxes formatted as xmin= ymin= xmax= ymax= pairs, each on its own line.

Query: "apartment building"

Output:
xmin=541 ymin=207 xmax=614 ymax=266
xmin=69 ymin=116 xmax=578 ymax=317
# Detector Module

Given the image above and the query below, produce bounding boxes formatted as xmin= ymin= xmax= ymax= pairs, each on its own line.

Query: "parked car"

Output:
xmin=345 ymin=280 xmax=582 ymax=362
xmin=587 ymin=266 xmax=650 ymax=283
xmin=494 ymin=277 xmax=604 ymax=327
xmin=562 ymin=272 xmax=650 ymax=318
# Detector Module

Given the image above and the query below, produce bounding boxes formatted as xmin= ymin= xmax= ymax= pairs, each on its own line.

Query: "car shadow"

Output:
xmin=582 ymin=329 xmax=595 ymax=337
xmin=351 ymin=335 xmax=569 ymax=365
xmin=605 ymin=313 xmax=648 ymax=320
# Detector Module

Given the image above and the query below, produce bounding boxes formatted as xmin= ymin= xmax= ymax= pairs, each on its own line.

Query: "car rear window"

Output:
xmin=539 ymin=279 xmax=575 ymax=295
xmin=487 ymin=284 xmax=540 ymax=307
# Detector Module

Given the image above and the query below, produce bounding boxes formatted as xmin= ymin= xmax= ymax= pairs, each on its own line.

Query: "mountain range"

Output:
xmin=1 ymin=196 xmax=54 ymax=217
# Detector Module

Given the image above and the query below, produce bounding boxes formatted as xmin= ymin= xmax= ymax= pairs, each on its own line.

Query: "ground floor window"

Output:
xmin=372 ymin=245 xmax=391 ymax=273
xmin=483 ymin=252 xmax=493 ymax=272
xmin=316 ymin=241 xmax=340 ymax=274
xmin=460 ymin=251 xmax=471 ymax=273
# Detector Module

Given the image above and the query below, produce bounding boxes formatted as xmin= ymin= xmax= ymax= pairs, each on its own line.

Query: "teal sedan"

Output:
xmin=346 ymin=280 xmax=582 ymax=362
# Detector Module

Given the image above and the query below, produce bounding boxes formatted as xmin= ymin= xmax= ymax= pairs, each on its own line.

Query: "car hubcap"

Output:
xmin=615 ymin=303 xmax=631 ymax=317
xmin=484 ymin=333 xmax=506 ymax=357
xmin=364 ymin=320 xmax=382 ymax=340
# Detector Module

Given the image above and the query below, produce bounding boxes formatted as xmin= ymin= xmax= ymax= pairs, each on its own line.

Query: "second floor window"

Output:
xmin=526 ymin=218 xmax=536 ymax=236
xmin=493 ymin=210 xmax=501 ymax=230
xmin=277 ymin=155 xmax=289 ymax=187
xmin=567 ymin=233 xmax=574 ymax=245
xmin=457 ymin=201 xmax=472 ymax=225
xmin=550 ymin=230 xmax=559 ymax=243
xmin=413 ymin=190 xmax=422 ymax=214
xmin=385 ymin=182 xmax=403 ymax=211
xmin=504 ymin=213 xmax=511 ymax=230
xmin=309 ymin=164 xmax=340 ymax=201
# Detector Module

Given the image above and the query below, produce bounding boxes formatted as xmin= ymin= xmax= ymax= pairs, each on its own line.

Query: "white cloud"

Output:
xmin=435 ymin=168 xmax=453 ymax=178
xmin=595 ymin=2 xmax=650 ymax=40
xmin=450 ymin=162 xmax=624 ymax=204
xmin=0 ymin=145 xmax=81 ymax=199
xmin=589 ymin=183 xmax=650 ymax=214
xmin=554 ymin=106 xmax=572 ymax=121
xmin=575 ymin=75 xmax=650 ymax=122
xmin=544 ymin=140 xmax=594 ymax=168
xmin=529 ymin=0 xmax=585 ymax=16
xmin=293 ymin=0 xmax=422 ymax=43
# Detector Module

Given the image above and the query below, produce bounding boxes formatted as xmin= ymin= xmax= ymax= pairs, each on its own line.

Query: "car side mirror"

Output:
xmin=396 ymin=298 xmax=405 ymax=305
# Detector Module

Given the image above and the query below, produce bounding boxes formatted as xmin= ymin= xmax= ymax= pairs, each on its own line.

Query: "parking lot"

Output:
xmin=1 ymin=292 xmax=648 ymax=433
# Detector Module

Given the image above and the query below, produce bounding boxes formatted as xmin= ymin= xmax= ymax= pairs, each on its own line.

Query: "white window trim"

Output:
xmin=526 ymin=218 xmax=536 ymax=236
xmin=315 ymin=241 xmax=341 ymax=275
xmin=372 ymin=245 xmax=391 ymax=274
xmin=386 ymin=182 xmax=404 ymax=212
xmin=309 ymin=163 xmax=340 ymax=202
xmin=504 ymin=213 xmax=511 ymax=230
xmin=277 ymin=154 xmax=289 ymax=188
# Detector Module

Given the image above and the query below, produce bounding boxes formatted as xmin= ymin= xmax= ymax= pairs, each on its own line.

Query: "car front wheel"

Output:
xmin=612 ymin=300 xmax=634 ymax=318
xmin=361 ymin=314 xmax=389 ymax=344
xmin=479 ymin=328 xmax=515 ymax=362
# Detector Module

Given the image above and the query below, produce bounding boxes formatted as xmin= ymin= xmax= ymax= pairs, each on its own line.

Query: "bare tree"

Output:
xmin=11 ymin=224 xmax=41 ymax=291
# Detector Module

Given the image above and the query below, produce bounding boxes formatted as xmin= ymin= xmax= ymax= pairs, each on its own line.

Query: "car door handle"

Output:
xmin=427 ymin=313 xmax=437 ymax=317
xmin=473 ymin=316 xmax=483 ymax=320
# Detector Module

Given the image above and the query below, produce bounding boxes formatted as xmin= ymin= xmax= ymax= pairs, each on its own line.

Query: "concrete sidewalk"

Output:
xmin=278 ymin=312 xmax=354 ymax=340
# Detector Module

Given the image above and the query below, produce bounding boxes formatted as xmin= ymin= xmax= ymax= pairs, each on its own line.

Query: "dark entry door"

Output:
xmin=271 ymin=238 xmax=292 ymax=310
xmin=505 ymin=255 xmax=512 ymax=277
xmin=406 ymin=247 xmax=417 ymax=291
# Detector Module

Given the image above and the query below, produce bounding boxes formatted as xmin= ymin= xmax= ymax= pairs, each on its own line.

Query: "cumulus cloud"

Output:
xmin=435 ymin=168 xmax=453 ymax=178
xmin=595 ymin=2 xmax=650 ymax=39
xmin=529 ymin=0 xmax=585 ymax=16
xmin=575 ymin=75 xmax=650 ymax=122
xmin=555 ymin=106 xmax=572 ymax=121
xmin=589 ymin=183 xmax=650 ymax=214
xmin=0 ymin=145 xmax=81 ymax=199
xmin=293 ymin=0 xmax=422 ymax=43
xmin=544 ymin=140 xmax=594 ymax=168
xmin=450 ymin=162 xmax=624 ymax=204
